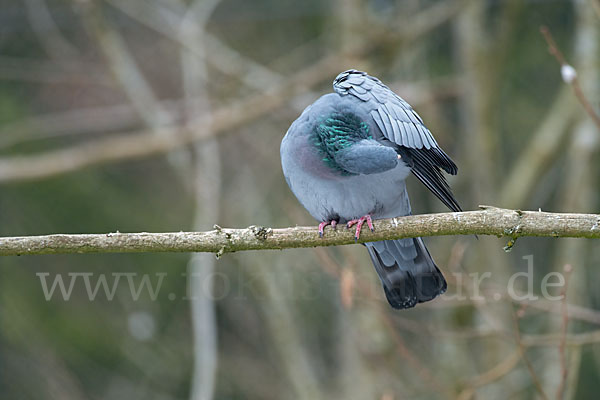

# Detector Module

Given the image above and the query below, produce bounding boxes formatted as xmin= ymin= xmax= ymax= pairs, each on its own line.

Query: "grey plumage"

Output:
xmin=281 ymin=69 xmax=460 ymax=309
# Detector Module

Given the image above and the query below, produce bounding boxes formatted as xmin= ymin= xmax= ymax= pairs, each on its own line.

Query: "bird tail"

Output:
xmin=365 ymin=238 xmax=447 ymax=309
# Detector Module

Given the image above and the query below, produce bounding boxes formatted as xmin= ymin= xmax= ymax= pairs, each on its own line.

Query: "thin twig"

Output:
xmin=512 ymin=308 xmax=550 ymax=400
xmin=458 ymin=349 xmax=521 ymax=398
xmin=0 ymin=53 xmax=342 ymax=183
xmin=23 ymin=0 xmax=80 ymax=61
xmin=315 ymin=245 xmax=453 ymax=398
xmin=556 ymin=264 xmax=573 ymax=400
xmin=0 ymin=0 xmax=464 ymax=184
xmin=379 ymin=311 xmax=454 ymax=399
xmin=83 ymin=3 xmax=174 ymax=130
xmin=592 ymin=0 xmax=600 ymax=18
xmin=540 ymin=26 xmax=600 ymax=129
xmin=564 ymin=346 xmax=582 ymax=400
xmin=523 ymin=299 xmax=600 ymax=326
xmin=521 ymin=330 xmax=600 ymax=347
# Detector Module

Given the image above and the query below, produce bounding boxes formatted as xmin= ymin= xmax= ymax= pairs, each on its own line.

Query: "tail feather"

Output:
xmin=366 ymin=238 xmax=447 ymax=309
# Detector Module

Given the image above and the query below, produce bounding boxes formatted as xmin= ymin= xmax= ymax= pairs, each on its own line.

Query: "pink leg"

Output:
xmin=318 ymin=219 xmax=338 ymax=238
xmin=346 ymin=215 xmax=374 ymax=241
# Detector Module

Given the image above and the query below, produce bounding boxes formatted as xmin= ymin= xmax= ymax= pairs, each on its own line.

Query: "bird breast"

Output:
xmin=282 ymin=130 xmax=412 ymax=222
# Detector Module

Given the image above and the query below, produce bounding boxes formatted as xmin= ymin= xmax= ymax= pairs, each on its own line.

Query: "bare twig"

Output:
xmin=521 ymin=330 xmax=600 ymax=347
xmin=379 ymin=311 xmax=454 ymax=399
xmin=0 ymin=54 xmax=342 ymax=183
xmin=0 ymin=0 xmax=466 ymax=184
xmin=0 ymin=99 xmax=184 ymax=150
xmin=0 ymin=56 xmax=109 ymax=85
xmin=458 ymin=349 xmax=521 ymax=398
xmin=23 ymin=0 xmax=80 ymax=61
xmin=105 ymin=0 xmax=287 ymax=91
xmin=512 ymin=308 xmax=549 ymax=400
xmin=82 ymin=3 xmax=174 ymax=130
xmin=556 ymin=264 xmax=573 ymax=400
xmin=0 ymin=77 xmax=455 ymax=151
xmin=592 ymin=0 xmax=600 ymax=18
xmin=1 ymin=207 xmax=600 ymax=256
xmin=540 ymin=26 xmax=600 ymax=129
xmin=540 ymin=26 xmax=568 ymax=65
xmin=564 ymin=346 xmax=582 ymax=400
xmin=315 ymin=245 xmax=452 ymax=398
xmin=391 ymin=0 xmax=471 ymax=42
xmin=524 ymin=299 xmax=600 ymax=326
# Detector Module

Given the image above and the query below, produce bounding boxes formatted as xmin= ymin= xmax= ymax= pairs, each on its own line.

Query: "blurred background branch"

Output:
xmin=178 ymin=1 xmax=222 ymax=400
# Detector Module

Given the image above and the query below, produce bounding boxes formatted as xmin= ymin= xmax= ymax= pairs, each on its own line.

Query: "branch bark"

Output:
xmin=1 ymin=207 xmax=600 ymax=256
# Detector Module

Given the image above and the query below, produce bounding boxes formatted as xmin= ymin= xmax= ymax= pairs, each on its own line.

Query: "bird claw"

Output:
xmin=346 ymin=215 xmax=374 ymax=241
xmin=318 ymin=219 xmax=338 ymax=238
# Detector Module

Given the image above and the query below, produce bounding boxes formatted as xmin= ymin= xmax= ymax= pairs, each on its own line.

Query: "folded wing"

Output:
xmin=334 ymin=70 xmax=462 ymax=212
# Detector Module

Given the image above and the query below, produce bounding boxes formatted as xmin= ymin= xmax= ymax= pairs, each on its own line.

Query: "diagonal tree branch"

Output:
xmin=0 ymin=54 xmax=342 ymax=184
xmin=0 ymin=0 xmax=464 ymax=185
xmin=1 ymin=207 xmax=600 ymax=256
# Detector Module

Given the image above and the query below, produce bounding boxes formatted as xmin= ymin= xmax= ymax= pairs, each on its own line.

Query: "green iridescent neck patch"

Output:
xmin=313 ymin=112 xmax=371 ymax=173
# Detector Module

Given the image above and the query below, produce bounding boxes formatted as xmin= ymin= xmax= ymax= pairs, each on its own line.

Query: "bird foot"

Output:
xmin=318 ymin=219 xmax=338 ymax=238
xmin=346 ymin=215 xmax=374 ymax=242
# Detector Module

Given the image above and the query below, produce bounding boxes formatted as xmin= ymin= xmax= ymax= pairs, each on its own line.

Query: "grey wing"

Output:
xmin=333 ymin=70 xmax=461 ymax=212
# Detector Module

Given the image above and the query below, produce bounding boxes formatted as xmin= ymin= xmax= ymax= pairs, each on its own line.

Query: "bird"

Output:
xmin=280 ymin=69 xmax=461 ymax=309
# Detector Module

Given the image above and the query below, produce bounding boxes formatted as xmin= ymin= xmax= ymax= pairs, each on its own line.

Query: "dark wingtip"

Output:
xmin=404 ymin=147 xmax=462 ymax=213
xmin=433 ymin=147 xmax=458 ymax=175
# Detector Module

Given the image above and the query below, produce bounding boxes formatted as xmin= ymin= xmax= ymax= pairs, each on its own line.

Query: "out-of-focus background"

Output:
xmin=1 ymin=0 xmax=599 ymax=399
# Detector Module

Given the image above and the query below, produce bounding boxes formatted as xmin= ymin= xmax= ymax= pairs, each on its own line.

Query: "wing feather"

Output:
xmin=371 ymin=109 xmax=386 ymax=135
xmin=391 ymin=119 xmax=402 ymax=144
xmin=399 ymin=121 xmax=410 ymax=144
xmin=417 ymin=124 xmax=432 ymax=149
xmin=378 ymin=108 xmax=394 ymax=137
xmin=406 ymin=123 xmax=417 ymax=148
